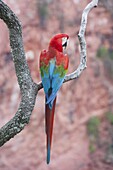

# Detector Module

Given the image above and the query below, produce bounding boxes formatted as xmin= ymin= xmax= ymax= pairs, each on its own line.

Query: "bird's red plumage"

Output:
xmin=49 ymin=33 xmax=69 ymax=53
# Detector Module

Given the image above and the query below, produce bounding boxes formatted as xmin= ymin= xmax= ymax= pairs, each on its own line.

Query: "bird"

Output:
xmin=39 ymin=33 xmax=69 ymax=164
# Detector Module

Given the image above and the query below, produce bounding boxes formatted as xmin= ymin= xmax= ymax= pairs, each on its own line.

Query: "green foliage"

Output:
xmin=96 ymin=46 xmax=109 ymax=59
xmin=89 ymin=143 xmax=96 ymax=153
xmin=37 ymin=1 xmax=49 ymax=28
xmin=96 ymin=46 xmax=113 ymax=80
xmin=96 ymin=46 xmax=113 ymax=60
xmin=105 ymin=144 xmax=113 ymax=163
xmin=38 ymin=3 xmax=48 ymax=18
xmin=87 ymin=116 xmax=100 ymax=153
xmin=106 ymin=111 xmax=113 ymax=125
xmin=87 ymin=116 xmax=100 ymax=137
xmin=109 ymin=50 xmax=113 ymax=60
xmin=104 ymin=57 xmax=113 ymax=80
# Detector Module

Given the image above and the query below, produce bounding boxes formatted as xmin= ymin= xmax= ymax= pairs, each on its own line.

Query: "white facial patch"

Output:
xmin=62 ymin=37 xmax=67 ymax=46
xmin=62 ymin=37 xmax=69 ymax=51
xmin=66 ymin=39 xmax=69 ymax=46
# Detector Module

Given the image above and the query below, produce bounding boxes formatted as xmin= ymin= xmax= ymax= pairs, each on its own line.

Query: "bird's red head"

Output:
xmin=49 ymin=33 xmax=69 ymax=52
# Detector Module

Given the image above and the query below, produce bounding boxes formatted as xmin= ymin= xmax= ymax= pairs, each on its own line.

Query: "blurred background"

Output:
xmin=0 ymin=0 xmax=113 ymax=169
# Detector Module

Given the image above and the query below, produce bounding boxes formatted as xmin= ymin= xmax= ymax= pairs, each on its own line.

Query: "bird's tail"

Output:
xmin=45 ymin=97 xmax=56 ymax=164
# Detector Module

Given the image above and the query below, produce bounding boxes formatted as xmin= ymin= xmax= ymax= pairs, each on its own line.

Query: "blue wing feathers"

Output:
xmin=46 ymin=77 xmax=64 ymax=105
xmin=49 ymin=59 xmax=55 ymax=79
xmin=41 ymin=58 xmax=66 ymax=109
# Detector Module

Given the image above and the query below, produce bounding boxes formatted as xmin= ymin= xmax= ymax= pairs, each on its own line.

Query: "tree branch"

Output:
xmin=0 ymin=0 xmax=38 ymax=146
xmin=64 ymin=0 xmax=99 ymax=82
xmin=0 ymin=0 xmax=99 ymax=146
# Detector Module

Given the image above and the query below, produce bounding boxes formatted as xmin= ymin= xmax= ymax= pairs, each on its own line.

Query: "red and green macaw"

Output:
xmin=39 ymin=33 xmax=69 ymax=164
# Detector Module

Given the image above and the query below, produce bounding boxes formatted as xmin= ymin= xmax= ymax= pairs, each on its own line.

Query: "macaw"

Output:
xmin=39 ymin=33 xmax=69 ymax=164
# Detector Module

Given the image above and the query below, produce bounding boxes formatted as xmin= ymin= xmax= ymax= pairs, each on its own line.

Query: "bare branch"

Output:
xmin=0 ymin=0 xmax=38 ymax=146
xmin=64 ymin=0 xmax=99 ymax=82
xmin=0 ymin=0 xmax=99 ymax=146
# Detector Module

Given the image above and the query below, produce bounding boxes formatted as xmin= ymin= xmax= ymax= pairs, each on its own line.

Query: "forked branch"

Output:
xmin=0 ymin=0 xmax=99 ymax=146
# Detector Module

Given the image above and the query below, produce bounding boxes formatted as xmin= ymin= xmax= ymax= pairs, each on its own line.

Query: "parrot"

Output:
xmin=39 ymin=33 xmax=69 ymax=164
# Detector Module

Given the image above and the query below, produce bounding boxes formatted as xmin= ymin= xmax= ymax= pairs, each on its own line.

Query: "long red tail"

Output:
xmin=45 ymin=97 xmax=56 ymax=164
